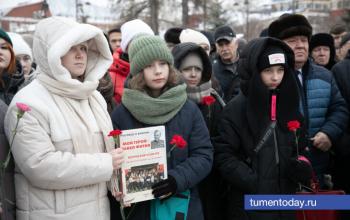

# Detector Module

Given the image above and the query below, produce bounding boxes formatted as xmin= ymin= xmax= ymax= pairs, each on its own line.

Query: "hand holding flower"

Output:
xmin=110 ymin=148 xmax=124 ymax=170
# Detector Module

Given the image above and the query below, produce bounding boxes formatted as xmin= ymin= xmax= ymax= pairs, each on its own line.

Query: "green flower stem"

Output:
xmin=2 ymin=113 xmax=21 ymax=170
xmin=167 ymin=145 xmax=176 ymax=158
xmin=294 ymin=131 xmax=299 ymax=157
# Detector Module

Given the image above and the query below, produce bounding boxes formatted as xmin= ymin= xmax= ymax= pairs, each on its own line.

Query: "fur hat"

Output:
xmin=310 ymin=33 xmax=334 ymax=51
xmin=120 ymin=19 xmax=154 ymax=52
xmin=128 ymin=35 xmax=173 ymax=76
xmin=164 ymin=27 xmax=183 ymax=44
xmin=8 ymin=32 xmax=33 ymax=60
xmin=0 ymin=28 xmax=12 ymax=46
xmin=268 ymin=14 xmax=312 ymax=40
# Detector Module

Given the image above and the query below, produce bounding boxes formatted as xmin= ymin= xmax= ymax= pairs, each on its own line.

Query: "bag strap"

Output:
xmin=254 ymin=121 xmax=277 ymax=153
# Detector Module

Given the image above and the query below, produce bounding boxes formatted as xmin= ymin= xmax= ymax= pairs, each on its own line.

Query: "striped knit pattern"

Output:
xmin=128 ymin=35 xmax=174 ymax=75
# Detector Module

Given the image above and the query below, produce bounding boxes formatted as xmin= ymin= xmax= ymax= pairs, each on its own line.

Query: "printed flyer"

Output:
xmin=120 ymin=126 xmax=167 ymax=204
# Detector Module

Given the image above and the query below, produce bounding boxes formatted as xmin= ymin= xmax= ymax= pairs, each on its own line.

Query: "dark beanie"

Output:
xmin=258 ymin=46 xmax=286 ymax=72
xmin=268 ymin=14 xmax=312 ymax=40
xmin=310 ymin=33 xmax=334 ymax=52
xmin=164 ymin=27 xmax=183 ymax=44
xmin=0 ymin=28 xmax=12 ymax=46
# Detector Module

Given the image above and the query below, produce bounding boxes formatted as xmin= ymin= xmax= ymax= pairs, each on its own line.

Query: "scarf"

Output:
xmin=186 ymin=80 xmax=214 ymax=104
xmin=37 ymin=73 xmax=115 ymax=154
xmin=122 ymin=84 xmax=187 ymax=125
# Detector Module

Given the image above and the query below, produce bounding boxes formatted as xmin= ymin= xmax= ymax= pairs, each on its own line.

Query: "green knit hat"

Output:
xmin=128 ymin=34 xmax=174 ymax=76
xmin=0 ymin=28 xmax=12 ymax=46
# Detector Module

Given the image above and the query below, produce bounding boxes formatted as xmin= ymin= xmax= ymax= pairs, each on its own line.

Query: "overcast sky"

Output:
xmin=0 ymin=0 xmax=109 ymax=9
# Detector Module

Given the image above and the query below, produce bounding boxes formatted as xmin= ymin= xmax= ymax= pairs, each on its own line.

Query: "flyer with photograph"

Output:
xmin=119 ymin=125 xmax=167 ymax=204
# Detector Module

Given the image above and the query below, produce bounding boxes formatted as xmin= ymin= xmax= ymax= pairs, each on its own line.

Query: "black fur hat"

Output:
xmin=268 ymin=14 xmax=312 ymax=40
xmin=309 ymin=33 xmax=336 ymax=70
xmin=164 ymin=27 xmax=183 ymax=44
xmin=310 ymin=33 xmax=334 ymax=51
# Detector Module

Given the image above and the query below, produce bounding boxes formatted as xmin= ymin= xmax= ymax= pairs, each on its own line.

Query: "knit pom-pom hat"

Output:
xmin=128 ymin=35 xmax=174 ymax=76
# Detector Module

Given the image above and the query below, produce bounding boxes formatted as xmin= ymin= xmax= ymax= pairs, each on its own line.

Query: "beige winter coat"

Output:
xmin=4 ymin=17 xmax=114 ymax=220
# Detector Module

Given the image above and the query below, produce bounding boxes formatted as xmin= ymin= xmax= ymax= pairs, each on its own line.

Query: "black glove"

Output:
xmin=151 ymin=175 xmax=177 ymax=200
xmin=286 ymin=158 xmax=313 ymax=186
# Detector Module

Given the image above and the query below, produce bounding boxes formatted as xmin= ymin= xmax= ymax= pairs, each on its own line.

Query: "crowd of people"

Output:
xmin=0 ymin=12 xmax=350 ymax=220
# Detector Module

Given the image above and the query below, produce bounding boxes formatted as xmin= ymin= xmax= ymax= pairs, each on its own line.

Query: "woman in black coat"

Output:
xmin=214 ymin=37 xmax=312 ymax=220
xmin=172 ymin=42 xmax=226 ymax=220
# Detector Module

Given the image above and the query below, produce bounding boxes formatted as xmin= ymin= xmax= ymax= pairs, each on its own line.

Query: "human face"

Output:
xmin=215 ymin=39 xmax=238 ymax=63
xmin=331 ymin=32 xmax=347 ymax=48
xmin=16 ymin=54 xmax=33 ymax=75
xmin=260 ymin=65 xmax=285 ymax=90
xmin=181 ymin=66 xmax=202 ymax=88
xmin=0 ymin=38 xmax=12 ymax=73
xmin=154 ymin=130 xmax=161 ymax=141
xmin=311 ymin=46 xmax=330 ymax=66
xmin=283 ymin=35 xmax=309 ymax=69
xmin=109 ymin=32 xmax=122 ymax=52
xmin=143 ymin=60 xmax=169 ymax=97
xmin=339 ymin=41 xmax=350 ymax=60
xmin=61 ymin=43 xmax=88 ymax=80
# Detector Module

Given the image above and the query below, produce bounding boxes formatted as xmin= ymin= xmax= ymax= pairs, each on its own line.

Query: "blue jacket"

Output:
xmin=299 ymin=60 xmax=348 ymax=177
xmin=301 ymin=60 xmax=348 ymax=142
xmin=111 ymin=100 xmax=213 ymax=220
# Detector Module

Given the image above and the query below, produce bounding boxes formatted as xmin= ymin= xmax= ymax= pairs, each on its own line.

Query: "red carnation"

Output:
xmin=108 ymin=129 xmax=122 ymax=137
xmin=170 ymin=135 xmax=187 ymax=149
xmin=168 ymin=135 xmax=187 ymax=158
xmin=201 ymin=96 xmax=216 ymax=106
xmin=287 ymin=120 xmax=300 ymax=132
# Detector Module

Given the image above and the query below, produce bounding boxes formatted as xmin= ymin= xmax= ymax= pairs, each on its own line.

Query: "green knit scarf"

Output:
xmin=122 ymin=84 xmax=187 ymax=125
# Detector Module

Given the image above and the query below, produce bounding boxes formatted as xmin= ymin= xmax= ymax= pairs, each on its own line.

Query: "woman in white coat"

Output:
xmin=4 ymin=17 xmax=123 ymax=220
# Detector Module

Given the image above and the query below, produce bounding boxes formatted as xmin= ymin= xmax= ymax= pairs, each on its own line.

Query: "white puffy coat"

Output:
xmin=4 ymin=17 xmax=114 ymax=220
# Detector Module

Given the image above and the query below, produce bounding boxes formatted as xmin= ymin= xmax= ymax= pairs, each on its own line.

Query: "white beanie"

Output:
xmin=120 ymin=19 xmax=154 ymax=52
xmin=8 ymin=32 xmax=33 ymax=60
xmin=179 ymin=28 xmax=210 ymax=50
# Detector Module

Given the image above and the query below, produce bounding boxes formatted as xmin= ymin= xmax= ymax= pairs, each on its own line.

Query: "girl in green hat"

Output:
xmin=110 ymin=34 xmax=213 ymax=220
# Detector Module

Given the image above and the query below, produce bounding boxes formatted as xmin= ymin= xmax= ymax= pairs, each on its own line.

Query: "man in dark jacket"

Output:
xmin=268 ymin=13 xmax=349 ymax=189
xmin=212 ymin=25 xmax=240 ymax=103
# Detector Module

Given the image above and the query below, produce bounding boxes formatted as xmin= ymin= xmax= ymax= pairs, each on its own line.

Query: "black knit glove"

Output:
xmin=286 ymin=158 xmax=313 ymax=187
xmin=151 ymin=175 xmax=177 ymax=200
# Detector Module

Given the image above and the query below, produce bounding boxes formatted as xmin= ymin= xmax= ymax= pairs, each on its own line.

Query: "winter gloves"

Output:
xmin=286 ymin=157 xmax=313 ymax=186
xmin=152 ymin=175 xmax=177 ymax=200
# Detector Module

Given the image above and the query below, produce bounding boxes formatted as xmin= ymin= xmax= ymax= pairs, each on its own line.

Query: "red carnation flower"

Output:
xmin=201 ymin=96 xmax=216 ymax=106
xmin=170 ymin=135 xmax=187 ymax=149
xmin=287 ymin=120 xmax=300 ymax=132
xmin=108 ymin=129 xmax=122 ymax=137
